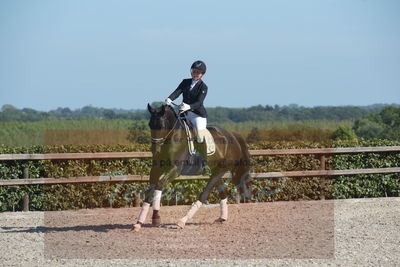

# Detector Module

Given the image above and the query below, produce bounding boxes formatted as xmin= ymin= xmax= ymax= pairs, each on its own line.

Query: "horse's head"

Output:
xmin=147 ymin=103 xmax=178 ymax=154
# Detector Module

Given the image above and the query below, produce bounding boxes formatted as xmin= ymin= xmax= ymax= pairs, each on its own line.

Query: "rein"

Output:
xmin=151 ymin=102 xmax=185 ymax=146
xmin=151 ymin=119 xmax=180 ymax=145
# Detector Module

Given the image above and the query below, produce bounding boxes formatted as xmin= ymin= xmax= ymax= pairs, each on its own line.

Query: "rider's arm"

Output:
xmin=168 ymin=80 xmax=185 ymax=101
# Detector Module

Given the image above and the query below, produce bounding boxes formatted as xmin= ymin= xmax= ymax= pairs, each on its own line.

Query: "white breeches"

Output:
xmin=186 ymin=111 xmax=207 ymax=143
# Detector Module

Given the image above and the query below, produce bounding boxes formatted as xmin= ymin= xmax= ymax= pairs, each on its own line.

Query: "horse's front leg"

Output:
xmin=213 ymin=178 xmax=229 ymax=223
xmin=132 ymin=164 xmax=162 ymax=232
xmin=151 ymin=165 xmax=179 ymax=227
xmin=132 ymin=164 xmax=179 ymax=232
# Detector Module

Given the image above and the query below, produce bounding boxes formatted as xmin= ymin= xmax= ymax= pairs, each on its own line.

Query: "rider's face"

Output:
xmin=191 ymin=69 xmax=203 ymax=80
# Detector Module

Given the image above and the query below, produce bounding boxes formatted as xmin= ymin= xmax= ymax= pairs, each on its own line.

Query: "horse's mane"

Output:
xmin=164 ymin=104 xmax=178 ymax=119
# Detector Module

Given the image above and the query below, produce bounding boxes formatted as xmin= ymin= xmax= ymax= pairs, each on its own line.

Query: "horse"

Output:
xmin=132 ymin=103 xmax=252 ymax=231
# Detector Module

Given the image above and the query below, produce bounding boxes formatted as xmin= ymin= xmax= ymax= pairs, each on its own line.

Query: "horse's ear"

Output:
xmin=147 ymin=103 xmax=155 ymax=114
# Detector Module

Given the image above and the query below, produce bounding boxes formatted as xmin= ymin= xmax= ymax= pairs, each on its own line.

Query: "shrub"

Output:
xmin=0 ymin=140 xmax=399 ymax=211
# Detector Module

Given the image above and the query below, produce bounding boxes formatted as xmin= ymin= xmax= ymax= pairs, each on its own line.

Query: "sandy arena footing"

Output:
xmin=0 ymin=198 xmax=399 ymax=266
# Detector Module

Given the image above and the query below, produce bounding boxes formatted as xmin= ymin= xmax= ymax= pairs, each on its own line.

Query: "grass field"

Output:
xmin=0 ymin=119 xmax=353 ymax=146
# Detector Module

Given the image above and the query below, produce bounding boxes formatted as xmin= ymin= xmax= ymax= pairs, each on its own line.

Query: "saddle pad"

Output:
xmin=203 ymin=129 xmax=216 ymax=155
xmin=181 ymin=119 xmax=216 ymax=156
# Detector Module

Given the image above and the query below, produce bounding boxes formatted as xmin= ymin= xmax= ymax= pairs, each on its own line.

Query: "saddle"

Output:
xmin=179 ymin=116 xmax=216 ymax=156
xmin=176 ymin=116 xmax=216 ymax=176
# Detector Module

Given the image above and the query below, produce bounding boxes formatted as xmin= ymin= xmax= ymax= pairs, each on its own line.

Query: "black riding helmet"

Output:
xmin=191 ymin=60 xmax=206 ymax=74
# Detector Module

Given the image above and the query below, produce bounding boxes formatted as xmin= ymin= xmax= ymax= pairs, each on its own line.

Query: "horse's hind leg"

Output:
xmin=151 ymin=190 xmax=162 ymax=227
xmin=214 ymin=179 xmax=229 ymax=223
xmin=232 ymin=167 xmax=253 ymax=203
xmin=177 ymin=170 xmax=226 ymax=228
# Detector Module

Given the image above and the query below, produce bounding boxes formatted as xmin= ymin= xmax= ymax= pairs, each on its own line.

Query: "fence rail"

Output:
xmin=0 ymin=167 xmax=399 ymax=186
xmin=0 ymin=146 xmax=399 ymax=187
xmin=1 ymin=146 xmax=400 ymax=161
xmin=1 ymin=146 xmax=399 ymax=210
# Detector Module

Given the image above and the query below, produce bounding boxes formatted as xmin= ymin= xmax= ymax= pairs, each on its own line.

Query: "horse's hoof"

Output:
xmin=152 ymin=217 xmax=161 ymax=227
xmin=214 ymin=218 xmax=227 ymax=223
xmin=176 ymin=221 xmax=186 ymax=229
xmin=131 ymin=223 xmax=141 ymax=232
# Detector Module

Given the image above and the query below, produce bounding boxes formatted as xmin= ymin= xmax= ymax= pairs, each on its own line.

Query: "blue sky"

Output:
xmin=0 ymin=0 xmax=399 ymax=111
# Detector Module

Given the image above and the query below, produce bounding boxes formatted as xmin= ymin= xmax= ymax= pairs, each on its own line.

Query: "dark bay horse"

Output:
xmin=132 ymin=104 xmax=252 ymax=231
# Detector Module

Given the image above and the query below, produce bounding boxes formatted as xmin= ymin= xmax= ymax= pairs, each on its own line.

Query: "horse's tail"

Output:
xmin=230 ymin=132 xmax=253 ymax=200
xmin=231 ymin=132 xmax=251 ymax=164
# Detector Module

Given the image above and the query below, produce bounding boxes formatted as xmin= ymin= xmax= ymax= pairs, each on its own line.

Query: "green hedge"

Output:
xmin=0 ymin=140 xmax=399 ymax=211
xmin=332 ymin=139 xmax=400 ymax=198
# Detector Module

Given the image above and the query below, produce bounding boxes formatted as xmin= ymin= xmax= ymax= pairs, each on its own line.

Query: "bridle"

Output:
xmin=151 ymin=102 xmax=184 ymax=146
xmin=151 ymin=119 xmax=180 ymax=145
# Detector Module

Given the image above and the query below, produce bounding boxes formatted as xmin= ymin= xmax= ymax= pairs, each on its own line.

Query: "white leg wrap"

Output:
xmin=152 ymin=190 xmax=162 ymax=211
xmin=136 ymin=202 xmax=150 ymax=224
xmin=180 ymin=200 xmax=202 ymax=224
xmin=220 ymin=198 xmax=228 ymax=220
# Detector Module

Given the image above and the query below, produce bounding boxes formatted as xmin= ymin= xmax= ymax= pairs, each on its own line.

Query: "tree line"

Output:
xmin=0 ymin=103 xmax=395 ymax=123
xmin=245 ymin=106 xmax=400 ymax=142
xmin=0 ymin=105 xmax=399 ymax=146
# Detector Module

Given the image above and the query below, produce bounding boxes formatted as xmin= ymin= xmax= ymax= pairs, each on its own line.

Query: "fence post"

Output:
xmin=22 ymin=166 xmax=29 ymax=212
xmin=236 ymin=192 xmax=241 ymax=204
xmin=134 ymin=194 xmax=141 ymax=207
xmin=319 ymin=154 xmax=326 ymax=200
xmin=319 ymin=154 xmax=326 ymax=170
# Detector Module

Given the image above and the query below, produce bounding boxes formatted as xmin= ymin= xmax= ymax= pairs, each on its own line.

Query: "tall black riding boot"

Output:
xmin=196 ymin=141 xmax=208 ymax=164
xmin=195 ymin=141 xmax=211 ymax=175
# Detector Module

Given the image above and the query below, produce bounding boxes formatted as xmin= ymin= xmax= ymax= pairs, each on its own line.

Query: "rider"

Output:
xmin=165 ymin=60 xmax=209 ymax=162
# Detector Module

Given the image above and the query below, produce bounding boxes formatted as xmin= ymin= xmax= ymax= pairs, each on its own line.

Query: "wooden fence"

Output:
xmin=1 ymin=146 xmax=399 ymax=210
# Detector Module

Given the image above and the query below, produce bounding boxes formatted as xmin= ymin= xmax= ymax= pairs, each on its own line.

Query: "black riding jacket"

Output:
xmin=168 ymin=78 xmax=208 ymax=118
